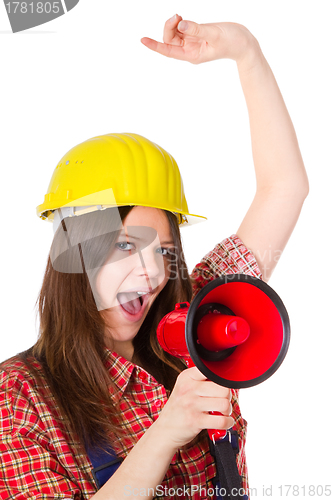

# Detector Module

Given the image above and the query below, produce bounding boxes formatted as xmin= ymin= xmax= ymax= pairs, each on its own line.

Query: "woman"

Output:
xmin=0 ymin=15 xmax=308 ymax=500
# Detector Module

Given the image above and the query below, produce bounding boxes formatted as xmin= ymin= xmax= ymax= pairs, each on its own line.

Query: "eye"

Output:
xmin=156 ymin=247 xmax=174 ymax=257
xmin=115 ymin=241 xmax=136 ymax=251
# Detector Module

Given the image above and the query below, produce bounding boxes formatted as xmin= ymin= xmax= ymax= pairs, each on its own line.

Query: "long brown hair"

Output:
xmin=20 ymin=206 xmax=194 ymax=451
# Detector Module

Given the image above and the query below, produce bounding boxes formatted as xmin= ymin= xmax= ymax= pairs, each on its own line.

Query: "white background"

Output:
xmin=1 ymin=1 xmax=332 ymax=498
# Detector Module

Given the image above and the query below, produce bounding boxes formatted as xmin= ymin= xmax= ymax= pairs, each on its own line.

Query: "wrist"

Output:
xmin=236 ymin=37 xmax=265 ymax=74
xmin=147 ymin=418 xmax=179 ymax=457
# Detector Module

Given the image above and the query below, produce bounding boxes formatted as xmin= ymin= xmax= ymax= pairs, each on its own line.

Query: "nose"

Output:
xmin=134 ymin=245 xmax=165 ymax=284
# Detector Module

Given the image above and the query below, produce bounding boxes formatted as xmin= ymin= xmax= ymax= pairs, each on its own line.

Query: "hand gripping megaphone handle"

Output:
xmin=158 ymin=302 xmax=244 ymax=441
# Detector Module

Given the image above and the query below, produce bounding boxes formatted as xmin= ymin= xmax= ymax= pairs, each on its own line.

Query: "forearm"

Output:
xmin=234 ymin=42 xmax=309 ymax=280
xmin=237 ymin=43 xmax=309 ymax=195
xmin=91 ymin=364 xmax=233 ymax=499
xmin=91 ymin=421 xmax=177 ymax=500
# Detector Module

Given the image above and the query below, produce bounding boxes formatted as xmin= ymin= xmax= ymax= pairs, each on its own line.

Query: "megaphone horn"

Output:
xmin=157 ymin=274 xmax=290 ymax=390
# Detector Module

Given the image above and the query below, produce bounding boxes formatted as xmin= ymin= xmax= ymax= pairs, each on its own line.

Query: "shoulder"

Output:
xmin=0 ymin=350 xmax=67 ymax=441
xmin=190 ymin=234 xmax=263 ymax=295
xmin=1 ymin=350 xmax=45 ymax=390
xmin=0 ymin=350 xmax=51 ymax=418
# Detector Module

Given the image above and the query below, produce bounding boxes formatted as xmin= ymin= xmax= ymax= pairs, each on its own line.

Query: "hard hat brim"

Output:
xmin=38 ymin=204 xmax=207 ymax=234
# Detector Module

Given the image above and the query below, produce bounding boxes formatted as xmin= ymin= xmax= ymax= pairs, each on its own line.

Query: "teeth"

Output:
xmin=136 ymin=291 xmax=149 ymax=296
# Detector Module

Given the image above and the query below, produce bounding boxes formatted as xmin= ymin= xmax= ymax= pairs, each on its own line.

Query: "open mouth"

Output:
xmin=117 ymin=291 xmax=151 ymax=317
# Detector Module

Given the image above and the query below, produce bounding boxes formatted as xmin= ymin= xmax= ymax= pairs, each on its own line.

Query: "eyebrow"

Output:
xmin=118 ymin=233 xmax=174 ymax=245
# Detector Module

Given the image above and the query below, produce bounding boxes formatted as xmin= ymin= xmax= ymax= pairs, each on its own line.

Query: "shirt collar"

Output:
xmin=103 ymin=347 xmax=134 ymax=396
xmin=102 ymin=347 xmax=160 ymax=397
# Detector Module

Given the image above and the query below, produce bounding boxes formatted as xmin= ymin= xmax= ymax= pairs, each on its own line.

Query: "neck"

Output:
xmin=106 ymin=338 xmax=134 ymax=363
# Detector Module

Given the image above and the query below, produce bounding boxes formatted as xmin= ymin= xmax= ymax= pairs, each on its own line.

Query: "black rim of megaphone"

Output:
xmin=185 ymin=274 xmax=290 ymax=389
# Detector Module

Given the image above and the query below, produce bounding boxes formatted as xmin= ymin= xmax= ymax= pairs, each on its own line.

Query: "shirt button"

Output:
xmin=138 ymin=372 xmax=147 ymax=383
xmin=154 ymin=399 xmax=162 ymax=408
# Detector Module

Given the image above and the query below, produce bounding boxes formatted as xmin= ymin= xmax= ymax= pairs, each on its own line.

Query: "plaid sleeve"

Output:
xmin=0 ymin=370 xmax=84 ymax=500
xmin=191 ymin=233 xmax=263 ymax=297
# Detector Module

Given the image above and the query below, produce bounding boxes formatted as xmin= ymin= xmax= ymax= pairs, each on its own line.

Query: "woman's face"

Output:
xmin=94 ymin=206 xmax=175 ymax=358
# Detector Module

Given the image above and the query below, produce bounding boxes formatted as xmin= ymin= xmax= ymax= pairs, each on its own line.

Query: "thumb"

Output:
xmin=177 ymin=20 xmax=209 ymax=38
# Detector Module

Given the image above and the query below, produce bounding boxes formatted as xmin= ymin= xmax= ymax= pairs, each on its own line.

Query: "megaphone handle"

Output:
xmin=184 ymin=358 xmax=227 ymax=441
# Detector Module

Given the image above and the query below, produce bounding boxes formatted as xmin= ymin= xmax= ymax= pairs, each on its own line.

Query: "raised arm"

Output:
xmin=141 ymin=16 xmax=309 ymax=281
xmin=234 ymin=35 xmax=309 ymax=281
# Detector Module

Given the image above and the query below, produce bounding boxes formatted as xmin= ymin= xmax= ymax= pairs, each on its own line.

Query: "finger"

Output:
xmin=177 ymin=20 xmax=211 ymax=40
xmin=163 ymin=14 xmax=184 ymax=45
xmin=200 ymin=413 xmax=235 ymax=431
xmin=196 ymin=381 xmax=231 ymax=399
xmin=198 ymin=398 xmax=233 ymax=416
xmin=141 ymin=37 xmax=187 ymax=60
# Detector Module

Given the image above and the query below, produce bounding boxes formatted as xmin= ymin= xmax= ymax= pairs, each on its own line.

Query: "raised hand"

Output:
xmin=141 ymin=14 xmax=261 ymax=67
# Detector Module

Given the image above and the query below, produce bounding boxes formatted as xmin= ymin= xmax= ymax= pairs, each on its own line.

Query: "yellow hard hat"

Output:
xmin=36 ymin=133 xmax=206 ymax=228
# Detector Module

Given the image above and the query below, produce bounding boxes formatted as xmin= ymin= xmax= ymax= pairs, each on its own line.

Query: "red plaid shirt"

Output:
xmin=0 ymin=235 xmax=262 ymax=500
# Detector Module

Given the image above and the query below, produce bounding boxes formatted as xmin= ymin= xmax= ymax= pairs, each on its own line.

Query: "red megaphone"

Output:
xmin=157 ymin=274 xmax=290 ymax=441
